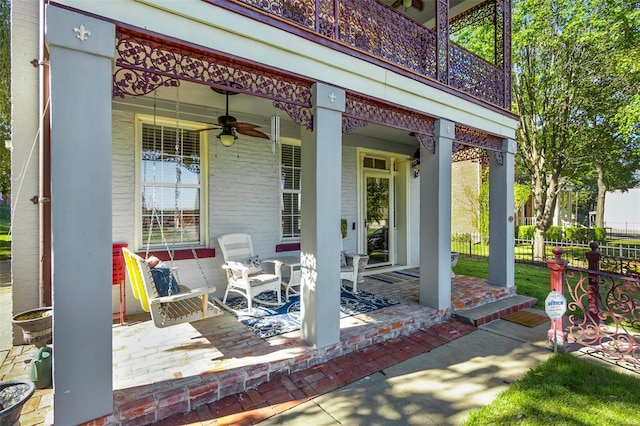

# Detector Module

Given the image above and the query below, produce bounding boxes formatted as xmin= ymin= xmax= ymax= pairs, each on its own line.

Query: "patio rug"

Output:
xmin=501 ymin=310 xmax=549 ymax=328
xmin=223 ymin=289 xmax=399 ymax=339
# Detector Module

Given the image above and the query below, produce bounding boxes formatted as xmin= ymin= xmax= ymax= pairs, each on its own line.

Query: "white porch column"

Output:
xmin=419 ymin=119 xmax=454 ymax=309
xmin=489 ymin=138 xmax=517 ymax=287
xmin=46 ymin=6 xmax=114 ymax=424
xmin=299 ymin=83 xmax=344 ymax=348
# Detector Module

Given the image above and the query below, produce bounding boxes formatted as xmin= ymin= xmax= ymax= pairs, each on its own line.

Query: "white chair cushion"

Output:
xmin=248 ymin=273 xmax=280 ymax=286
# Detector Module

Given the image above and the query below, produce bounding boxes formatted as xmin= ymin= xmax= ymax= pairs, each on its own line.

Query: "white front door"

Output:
xmin=359 ymin=151 xmax=400 ymax=268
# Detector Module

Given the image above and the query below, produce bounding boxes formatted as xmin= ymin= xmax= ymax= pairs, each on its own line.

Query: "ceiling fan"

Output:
xmin=391 ymin=0 xmax=423 ymax=11
xmin=193 ymin=88 xmax=270 ymax=147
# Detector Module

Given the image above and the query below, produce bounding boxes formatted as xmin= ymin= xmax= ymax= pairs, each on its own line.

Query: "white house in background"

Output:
xmin=11 ymin=1 xmax=518 ymax=423
xmin=604 ymin=187 xmax=640 ymax=232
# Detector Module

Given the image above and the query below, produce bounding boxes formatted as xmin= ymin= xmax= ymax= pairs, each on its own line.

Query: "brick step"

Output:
xmin=453 ymin=295 xmax=538 ymax=327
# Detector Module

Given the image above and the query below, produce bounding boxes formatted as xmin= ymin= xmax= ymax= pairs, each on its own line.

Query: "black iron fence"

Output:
xmin=451 ymin=233 xmax=640 ymax=276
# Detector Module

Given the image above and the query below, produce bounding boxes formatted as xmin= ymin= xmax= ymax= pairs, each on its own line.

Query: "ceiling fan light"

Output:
xmin=402 ymin=0 xmax=412 ymax=8
xmin=218 ymin=130 xmax=237 ymax=147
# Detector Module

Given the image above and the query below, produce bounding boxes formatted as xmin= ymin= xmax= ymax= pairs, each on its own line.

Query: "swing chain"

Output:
xmin=145 ymin=86 xmax=213 ymax=299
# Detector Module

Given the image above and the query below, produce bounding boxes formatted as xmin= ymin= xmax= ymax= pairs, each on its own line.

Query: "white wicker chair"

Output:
xmin=217 ymin=233 xmax=282 ymax=311
xmin=341 ymin=237 xmax=364 ymax=294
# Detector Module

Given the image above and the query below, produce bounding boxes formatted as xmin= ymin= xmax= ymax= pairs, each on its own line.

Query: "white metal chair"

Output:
xmin=217 ymin=233 xmax=282 ymax=311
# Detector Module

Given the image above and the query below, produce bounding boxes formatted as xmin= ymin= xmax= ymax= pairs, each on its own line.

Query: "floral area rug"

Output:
xmin=223 ymin=289 xmax=399 ymax=339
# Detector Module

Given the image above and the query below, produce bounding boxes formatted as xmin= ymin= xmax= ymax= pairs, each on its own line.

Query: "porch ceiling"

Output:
xmin=112 ymin=80 xmax=420 ymax=153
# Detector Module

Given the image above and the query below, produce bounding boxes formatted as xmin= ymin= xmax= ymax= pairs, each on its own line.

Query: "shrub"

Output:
xmin=518 ymin=225 xmax=535 ymax=240
xmin=451 ymin=233 xmax=471 ymax=243
xmin=594 ymin=227 xmax=606 ymax=242
xmin=545 ymin=226 xmax=563 ymax=241
xmin=565 ymin=227 xmax=595 ymax=242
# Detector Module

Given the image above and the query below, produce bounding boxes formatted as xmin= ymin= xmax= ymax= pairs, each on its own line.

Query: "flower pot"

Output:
xmin=451 ymin=252 xmax=460 ymax=278
xmin=12 ymin=308 xmax=52 ymax=348
xmin=0 ymin=380 xmax=36 ymax=426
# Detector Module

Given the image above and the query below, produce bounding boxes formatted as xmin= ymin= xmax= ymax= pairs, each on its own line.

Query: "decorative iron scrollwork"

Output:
xmin=113 ymin=68 xmax=180 ymax=98
xmin=452 ymin=124 xmax=503 ymax=164
xmin=416 ymin=134 xmax=435 ymax=153
xmin=114 ymin=29 xmax=314 ymax=126
xmin=344 ymin=93 xmax=435 ymax=136
xmin=273 ymin=101 xmax=313 ymax=130
xmin=450 ymin=0 xmax=496 ymax=34
xmin=565 ymin=268 xmax=640 ymax=370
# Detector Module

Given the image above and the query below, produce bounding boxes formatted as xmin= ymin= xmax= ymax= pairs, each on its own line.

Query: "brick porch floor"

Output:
xmin=1 ymin=272 xmax=515 ymax=425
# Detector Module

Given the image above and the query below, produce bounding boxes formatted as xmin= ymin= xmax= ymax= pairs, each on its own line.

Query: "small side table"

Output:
xmin=347 ymin=254 xmax=370 ymax=282
xmin=265 ymin=256 xmax=300 ymax=301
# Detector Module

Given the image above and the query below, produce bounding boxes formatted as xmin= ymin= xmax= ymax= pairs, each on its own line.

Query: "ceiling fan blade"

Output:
xmin=391 ymin=0 xmax=402 ymax=8
xmin=231 ymin=121 xmax=262 ymax=130
xmin=188 ymin=125 xmax=221 ymax=133
xmin=237 ymin=128 xmax=270 ymax=139
xmin=414 ymin=0 xmax=423 ymax=11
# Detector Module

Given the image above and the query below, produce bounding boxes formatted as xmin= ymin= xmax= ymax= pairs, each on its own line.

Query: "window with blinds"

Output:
xmin=281 ymin=142 xmax=301 ymax=239
xmin=140 ymin=122 xmax=203 ymax=247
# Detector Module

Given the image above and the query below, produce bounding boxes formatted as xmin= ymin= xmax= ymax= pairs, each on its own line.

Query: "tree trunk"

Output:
xmin=531 ymin=171 xmax=558 ymax=261
xmin=595 ymin=165 xmax=606 ymax=228
xmin=533 ymin=227 xmax=546 ymax=262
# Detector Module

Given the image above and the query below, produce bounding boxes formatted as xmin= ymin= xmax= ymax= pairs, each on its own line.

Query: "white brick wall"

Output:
xmin=10 ymin=1 xmax=41 ymax=328
xmin=111 ymin=111 xmax=138 ymax=314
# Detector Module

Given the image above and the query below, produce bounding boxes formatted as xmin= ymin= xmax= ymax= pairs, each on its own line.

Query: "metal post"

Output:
xmin=547 ymin=247 xmax=568 ymax=349
xmin=531 ymin=238 xmax=534 ymax=263
xmin=585 ymin=241 xmax=602 ymax=324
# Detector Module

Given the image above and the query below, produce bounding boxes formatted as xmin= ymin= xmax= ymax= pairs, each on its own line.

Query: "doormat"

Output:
xmin=223 ymin=289 xmax=399 ymax=339
xmin=501 ymin=310 xmax=549 ymax=328
xmin=369 ymin=270 xmax=419 ymax=284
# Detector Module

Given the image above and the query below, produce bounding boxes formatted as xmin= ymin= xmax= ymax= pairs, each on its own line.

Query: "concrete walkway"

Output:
xmin=254 ymin=313 xmax=639 ymax=426
xmin=254 ymin=315 xmax=555 ymax=426
xmin=153 ymin=312 xmax=581 ymax=426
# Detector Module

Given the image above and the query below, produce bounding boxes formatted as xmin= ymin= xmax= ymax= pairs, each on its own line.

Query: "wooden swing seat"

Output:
xmin=122 ymin=247 xmax=222 ymax=328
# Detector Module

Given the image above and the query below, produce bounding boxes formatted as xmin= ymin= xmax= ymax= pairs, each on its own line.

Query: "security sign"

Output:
xmin=545 ymin=291 xmax=567 ymax=320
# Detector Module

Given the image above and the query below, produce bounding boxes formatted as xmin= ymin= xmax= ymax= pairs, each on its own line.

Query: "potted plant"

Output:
xmin=0 ymin=380 xmax=36 ymax=426
xmin=12 ymin=307 xmax=52 ymax=348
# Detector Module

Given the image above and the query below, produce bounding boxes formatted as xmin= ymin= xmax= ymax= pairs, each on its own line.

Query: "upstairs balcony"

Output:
xmin=205 ymin=0 xmax=512 ymax=111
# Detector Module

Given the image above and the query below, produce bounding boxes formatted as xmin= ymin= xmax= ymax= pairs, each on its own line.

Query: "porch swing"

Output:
xmin=122 ymin=88 xmax=222 ymax=328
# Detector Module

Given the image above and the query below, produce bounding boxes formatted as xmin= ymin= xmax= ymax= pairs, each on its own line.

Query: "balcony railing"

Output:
xmin=206 ymin=0 xmax=510 ymax=110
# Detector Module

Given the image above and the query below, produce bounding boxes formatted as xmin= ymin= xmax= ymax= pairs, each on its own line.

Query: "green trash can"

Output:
xmin=28 ymin=347 xmax=52 ymax=389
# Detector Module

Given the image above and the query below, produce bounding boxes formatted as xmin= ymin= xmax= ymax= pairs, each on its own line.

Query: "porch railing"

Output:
xmin=547 ymin=246 xmax=640 ymax=371
xmin=209 ymin=0 xmax=509 ymax=109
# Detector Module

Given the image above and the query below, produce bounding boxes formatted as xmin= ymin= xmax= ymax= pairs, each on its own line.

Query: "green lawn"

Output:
xmin=463 ymin=353 xmax=640 ymax=426
xmin=0 ymin=204 xmax=10 ymax=260
xmin=453 ymin=256 xmax=550 ymax=309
